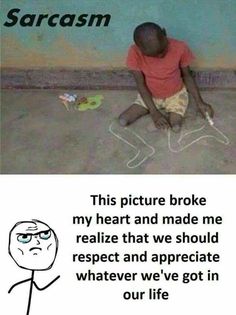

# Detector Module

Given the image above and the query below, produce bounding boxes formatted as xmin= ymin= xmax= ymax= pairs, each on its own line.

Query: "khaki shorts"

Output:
xmin=134 ymin=86 xmax=189 ymax=117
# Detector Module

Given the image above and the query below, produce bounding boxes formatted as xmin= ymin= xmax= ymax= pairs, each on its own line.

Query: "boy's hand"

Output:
xmin=151 ymin=111 xmax=170 ymax=129
xmin=198 ymin=102 xmax=214 ymax=118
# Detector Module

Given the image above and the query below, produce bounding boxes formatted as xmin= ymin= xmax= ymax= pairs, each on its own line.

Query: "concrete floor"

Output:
xmin=1 ymin=89 xmax=236 ymax=174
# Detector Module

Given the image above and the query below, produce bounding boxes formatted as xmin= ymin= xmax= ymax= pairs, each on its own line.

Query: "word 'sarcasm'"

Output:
xmin=4 ymin=8 xmax=111 ymax=27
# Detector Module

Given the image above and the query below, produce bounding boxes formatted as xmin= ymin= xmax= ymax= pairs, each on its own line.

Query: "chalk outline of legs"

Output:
xmin=108 ymin=121 xmax=155 ymax=169
xmin=168 ymin=123 xmax=230 ymax=153
xmin=109 ymin=120 xmax=230 ymax=169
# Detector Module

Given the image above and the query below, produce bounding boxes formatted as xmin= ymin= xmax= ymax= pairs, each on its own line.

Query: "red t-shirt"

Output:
xmin=126 ymin=38 xmax=195 ymax=98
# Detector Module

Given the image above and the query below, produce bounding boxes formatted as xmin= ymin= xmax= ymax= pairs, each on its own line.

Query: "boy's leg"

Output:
xmin=168 ymin=113 xmax=183 ymax=133
xmin=119 ymin=104 xmax=149 ymax=126
xmin=165 ymin=86 xmax=189 ymax=132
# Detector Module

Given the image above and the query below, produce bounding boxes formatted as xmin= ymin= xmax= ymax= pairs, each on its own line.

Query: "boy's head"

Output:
xmin=9 ymin=219 xmax=58 ymax=271
xmin=134 ymin=22 xmax=168 ymax=57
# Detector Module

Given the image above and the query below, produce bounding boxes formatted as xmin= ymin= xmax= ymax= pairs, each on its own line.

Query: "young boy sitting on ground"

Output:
xmin=119 ymin=22 xmax=214 ymax=132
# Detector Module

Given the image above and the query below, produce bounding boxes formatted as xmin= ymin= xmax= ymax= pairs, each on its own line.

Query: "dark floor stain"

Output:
xmin=16 ymin=113 xmax=28 ymax=120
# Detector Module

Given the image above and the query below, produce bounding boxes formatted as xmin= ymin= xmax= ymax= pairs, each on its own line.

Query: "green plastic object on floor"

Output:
xmin=76 ymin=95 xmax=104 ymax=111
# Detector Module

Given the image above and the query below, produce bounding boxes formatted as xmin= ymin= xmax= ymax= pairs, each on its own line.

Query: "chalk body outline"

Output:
xmin=109 ymin=120 xmax=230 ymax=168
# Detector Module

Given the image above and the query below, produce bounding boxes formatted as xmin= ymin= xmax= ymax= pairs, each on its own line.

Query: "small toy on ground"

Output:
xmin=59 ymin=93 xmax=77 ymax=111
xmin=75 ymin=95 xmax=104 ymax=111
xmin=59 ymin=93 xmax=103 ymax=111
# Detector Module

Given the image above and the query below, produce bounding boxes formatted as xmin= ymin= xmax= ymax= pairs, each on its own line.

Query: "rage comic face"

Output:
xmin=9 ymin=220 xmax=58 ymax=271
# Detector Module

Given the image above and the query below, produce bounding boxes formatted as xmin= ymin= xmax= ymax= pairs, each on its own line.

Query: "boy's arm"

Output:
xmin=181 ymin=66 xmax=214 ymax=118
xmin=132 ymin=70 xmax=169 ymax=129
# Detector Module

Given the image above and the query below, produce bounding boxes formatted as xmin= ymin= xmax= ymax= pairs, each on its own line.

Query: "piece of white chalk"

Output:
xmin=205 ymin=112 xmax=214 ymax=126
